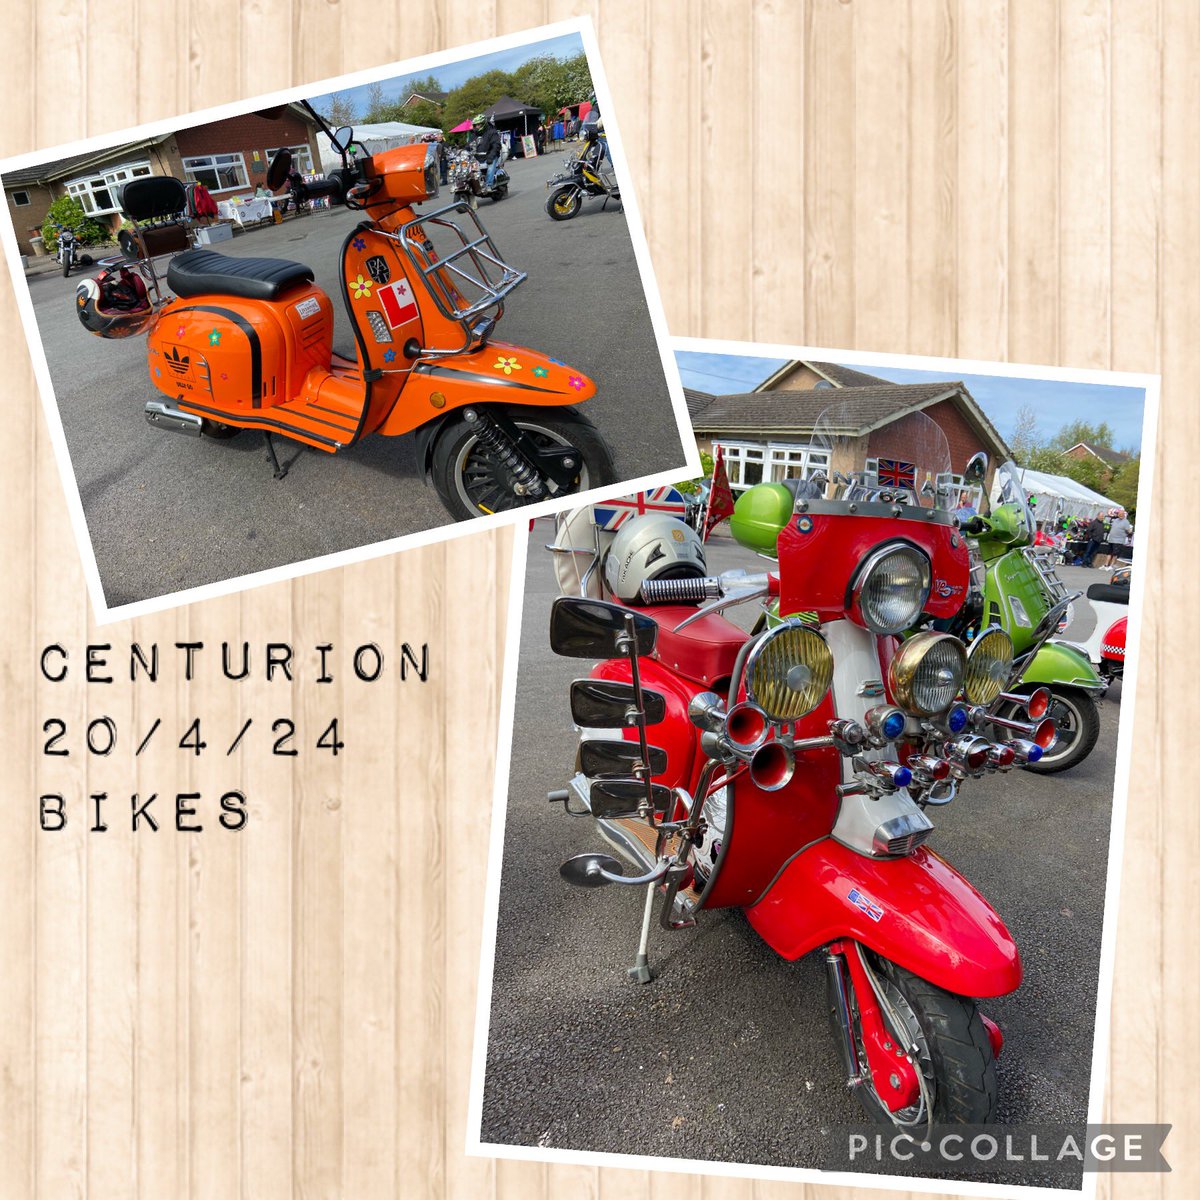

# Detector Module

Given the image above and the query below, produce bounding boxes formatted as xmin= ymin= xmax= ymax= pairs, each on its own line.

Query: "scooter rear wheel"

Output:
xmin=431 ymin=405 xmax=616 ymax=521
xmin=836 ymin=951 xmax=998 ymax=1126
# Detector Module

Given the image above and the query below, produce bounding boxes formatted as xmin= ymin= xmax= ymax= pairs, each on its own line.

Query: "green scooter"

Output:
xmin=949 ymin=456 xmax=1104 ymax=773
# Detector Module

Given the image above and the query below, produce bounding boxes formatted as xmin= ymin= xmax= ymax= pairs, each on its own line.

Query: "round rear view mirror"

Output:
xmin=559 ymin=853 xmax=625 ymax=888
xmin=267 ymin=147 xmax=294 ymax=191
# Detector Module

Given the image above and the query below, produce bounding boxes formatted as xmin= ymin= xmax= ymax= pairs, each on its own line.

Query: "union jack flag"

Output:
xmin=876 ymin=458 xmax=916 ymax=489
xmin=592 ymin=486 xmax=687 ymax=531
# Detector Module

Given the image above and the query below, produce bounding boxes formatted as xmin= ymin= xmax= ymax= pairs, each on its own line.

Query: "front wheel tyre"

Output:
xmin=1006 ymin=685 xmax=1100 ymax=774
xmin=546 ymin=185 xmax=582 ymax=220
xmin=62 ymin=257 xmax=72 ymax=278
xmin=841 ymin=953 xmax=998 ymax=1126
xmin=431 ymin=405 xmax=616 ymax=522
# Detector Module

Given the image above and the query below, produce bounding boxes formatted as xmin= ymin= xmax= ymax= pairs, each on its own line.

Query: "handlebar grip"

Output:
xmin=301 ymin=176 xmax=345 ymax=202
xmin=640 ymin=576 xmax=722 ymax=605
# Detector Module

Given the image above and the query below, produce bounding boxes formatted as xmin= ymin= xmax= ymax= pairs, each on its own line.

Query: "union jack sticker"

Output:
xmin=592 ymin=487 xmax=687 ymax=531
xmin=847 ymin=886 xmax=885 ymax=922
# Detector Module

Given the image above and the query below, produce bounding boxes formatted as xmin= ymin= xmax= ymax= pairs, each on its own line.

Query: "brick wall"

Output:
xmin=175 ymin=112 xmax=319 ymax=196
xmin=6 ymin=183 xmax=55 ymax=255
xmin=922 ymin=398 xmax=990 ymax=474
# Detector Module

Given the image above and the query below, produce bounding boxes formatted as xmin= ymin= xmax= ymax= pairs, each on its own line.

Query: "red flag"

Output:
xmin=702 ymin=446 xmax=736 ymax=542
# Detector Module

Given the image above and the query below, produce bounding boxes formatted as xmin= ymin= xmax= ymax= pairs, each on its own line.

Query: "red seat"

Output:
xmin=633 ymin=604 xmax=747 ymax=688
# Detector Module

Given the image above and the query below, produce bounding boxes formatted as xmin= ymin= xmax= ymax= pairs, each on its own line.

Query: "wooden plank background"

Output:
xmin=0 ymin=1 xmax=1192 ymax=1197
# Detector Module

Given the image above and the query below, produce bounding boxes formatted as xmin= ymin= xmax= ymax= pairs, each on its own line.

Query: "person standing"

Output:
xmin=1101 ymin=507 xmax=1133 ymax=569
xmin=1083 ymin=512 xmax=1107 ymax=567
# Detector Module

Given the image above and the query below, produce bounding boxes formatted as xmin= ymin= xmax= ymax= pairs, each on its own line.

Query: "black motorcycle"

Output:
xmin=545 ymin=128 xmax=620 ymax=221
xmin=54 ymin=227 xmax=93 ymax=278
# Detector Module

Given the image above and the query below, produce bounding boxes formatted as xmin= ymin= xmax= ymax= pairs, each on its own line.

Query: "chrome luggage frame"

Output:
xmin=386 ymin=201 xmax=526 ymax=355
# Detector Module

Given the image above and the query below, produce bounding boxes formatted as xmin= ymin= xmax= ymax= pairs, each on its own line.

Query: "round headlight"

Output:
xmin=744 ymin=620 xmax=834 ymax=722
xmin=851 ymin=544 xmax=932 ymax=635
xmin=963 ymin=627 xmax=1015 ymax=705
xmin=889 ymin=631 xmax=966 ymax=716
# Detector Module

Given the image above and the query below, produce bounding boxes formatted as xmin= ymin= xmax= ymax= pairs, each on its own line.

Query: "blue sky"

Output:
xmin=675 ymin=351 xmax=1148 ymax=452
xmin=308 ymin=33 xmax=585 ymax=119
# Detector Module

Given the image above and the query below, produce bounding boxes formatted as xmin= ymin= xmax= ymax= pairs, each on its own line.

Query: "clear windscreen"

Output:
xmin=807 ymin=402 xmax=953 ymax=511
xmin=991 ymin=461 xmax=1038 ymax=539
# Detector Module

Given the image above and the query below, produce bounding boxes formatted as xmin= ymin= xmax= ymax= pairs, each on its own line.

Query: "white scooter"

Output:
xmin=1061 ymin=575 xmax=1129 ymax=691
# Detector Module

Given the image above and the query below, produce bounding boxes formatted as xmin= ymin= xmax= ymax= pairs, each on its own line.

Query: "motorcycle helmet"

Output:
xmin=76 ymin=267 xmax=154 ymax=339
xmin=471 ymin=113 xmax=487 ymax=130
xmin=604 ymin=514 xmax=706 ymax=603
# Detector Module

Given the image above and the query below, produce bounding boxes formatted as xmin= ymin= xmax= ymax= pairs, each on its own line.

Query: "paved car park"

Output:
xmin=25 ymin=150 xmax=684 ymax=607
xmin=479 ymin=525 xmax=1120 ymax=1188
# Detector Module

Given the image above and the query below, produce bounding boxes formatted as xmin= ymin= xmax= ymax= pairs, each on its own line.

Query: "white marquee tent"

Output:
xmin=315 ymin=122 xmax=439 ymax=173
xmin=994 ymin=466 xmax=1113 ymax=521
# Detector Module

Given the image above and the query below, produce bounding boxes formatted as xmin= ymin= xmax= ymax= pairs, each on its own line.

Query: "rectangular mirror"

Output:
xmin=579 ymin=739 xmax=668 ymax=778
xmin=550 ymin=596 xmax=658 ymax=659
xmin=588 ymin=778 xmax=672 ymax=821
xmin=569 ymin=679 xmax=666 ymax=728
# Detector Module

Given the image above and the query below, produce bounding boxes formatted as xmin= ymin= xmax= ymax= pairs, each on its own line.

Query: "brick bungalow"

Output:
xmin=3 ymin=105 xmax=321 ymax=256
xmin=687 ymin=360 xmax=1011 ymax=499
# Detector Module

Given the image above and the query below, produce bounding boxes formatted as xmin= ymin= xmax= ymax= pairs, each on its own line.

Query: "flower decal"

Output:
xmin=568 ymin=375 xmax=585 ymax=391
xmin=208 ymin=329 xmax=221 ymax=346
xmin=548 ymin=357 xmax=566 ymax=366
xmin=352 ymin=236 xmax=367 ymax=250
xmin=176 ymin=325 xmax=185 ymax=337
xmin=383 ymin=348 xmax=396 ymax=363
xmin=154 ymin=367 xmax=161 ymax=378
xmin=351 ymin=274 xmax=373 ymax=299
xmin=532 ymin=366 xmax=548 ymax=378
xmin=494 ymin=356 xmax=521 ymax=375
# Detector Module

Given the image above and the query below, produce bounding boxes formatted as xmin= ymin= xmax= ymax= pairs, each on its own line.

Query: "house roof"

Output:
xmin=689 ymin=381 xmax=964 ymax=435
xmin=684 ymin=388 xmax=715 ymax=418
xmin=405 ymin=90 xmax=448 ymax=104
xmin=756 ymin=359 xmax=892 ymax=391
xmin=1067 ymin=441 xmax=1132 ymax=466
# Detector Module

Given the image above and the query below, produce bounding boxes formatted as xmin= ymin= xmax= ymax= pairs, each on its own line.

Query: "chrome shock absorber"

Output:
xmin=462 ymin=407 xmax=546 ymax=499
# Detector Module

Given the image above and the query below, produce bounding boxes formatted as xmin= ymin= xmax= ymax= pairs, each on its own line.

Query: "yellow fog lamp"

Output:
xmin=744 ymin=619 xmax=834 ymax=722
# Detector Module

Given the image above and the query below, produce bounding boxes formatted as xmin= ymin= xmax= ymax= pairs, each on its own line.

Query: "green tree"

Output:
xmin=676 ymin=450 xmax=715 ymax=495
xmin=362 ymin=81 xmax=387 ymax=122
xmin=1107 ymin=457 xmax=1140 ymax=516
xmin=42 ymin=195 xmax=110 ymax=250
xmin=401 ymin=99 xmax=445 ymax=133
xmin=321 ymin=92 xmax=357 ymax=128
xmin=444 ymin=69 xmax=516 ymax=130
xmin=405 ymin=74 xmax=444 ymax=99
xmin=1009 ymin=404 xmax=1040 ymax=466
xmin=1048 ymin=419 xmax=1117 ymax=453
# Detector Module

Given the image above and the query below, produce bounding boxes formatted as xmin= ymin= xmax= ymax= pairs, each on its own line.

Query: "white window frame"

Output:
xmin=182 ymin=152 xmax=250 ymax=194
xmin=64 ymin=160 xmax=152 ymax=216
xmin=11 ymin=190 xmax=30 ymax=207
xmin=715 ymin=440 xmax=830 ymax=493
xmin=264 ymin=144 xmax=314 ymax=176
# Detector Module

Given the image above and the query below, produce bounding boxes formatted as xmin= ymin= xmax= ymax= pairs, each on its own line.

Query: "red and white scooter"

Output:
xmin=1062 ymin=573 xmax=1129 ymax=690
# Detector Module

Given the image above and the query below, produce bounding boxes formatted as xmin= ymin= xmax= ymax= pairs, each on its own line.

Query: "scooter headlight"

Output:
xmin=963 ymin=627 xmax=1015 ymax=705
xmin=850 ymin=544 xmax=932 ymax=635
xmin=423 ymin=143 xmax=440 ymax=198
xmin=889 ymin=631 xmax=966 ymax=716
xmin=744 ymin=620 xmax=834 ymax=722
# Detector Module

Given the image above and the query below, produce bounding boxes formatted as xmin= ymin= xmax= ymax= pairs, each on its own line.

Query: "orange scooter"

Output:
xmin=76 ymin=102 xmax=615 ymax=519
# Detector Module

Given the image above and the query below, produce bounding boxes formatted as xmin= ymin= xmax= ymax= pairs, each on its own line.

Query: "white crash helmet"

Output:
xmin=604 ymin=514 xmax=706 ymax=603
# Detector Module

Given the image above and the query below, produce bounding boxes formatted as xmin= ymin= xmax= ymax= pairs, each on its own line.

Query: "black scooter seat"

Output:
xmin=168 ymin=248 xmax=314 ymax=302
xmin=1086 ymin=582 xmax=1130 ymax=605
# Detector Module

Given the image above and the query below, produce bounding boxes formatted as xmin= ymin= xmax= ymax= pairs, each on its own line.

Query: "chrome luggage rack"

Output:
xmin=1021 ymin=545 xmax=1071 ymax=605
xmin=396 ymin=200 xmax=526 ymax=337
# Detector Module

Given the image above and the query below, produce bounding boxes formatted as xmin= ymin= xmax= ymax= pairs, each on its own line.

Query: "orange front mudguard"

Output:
xmin=374 ymin=340 xmax=596 ymax=437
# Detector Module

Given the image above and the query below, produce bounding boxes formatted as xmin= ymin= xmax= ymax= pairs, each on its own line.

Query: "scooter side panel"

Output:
xmin=375 ymin=341 xmax=597 ymax=437
xmin=1021 ymin=640 xmax=1104 ymax=690
xmin=746 ymin=840 xmax=1022 ymax=998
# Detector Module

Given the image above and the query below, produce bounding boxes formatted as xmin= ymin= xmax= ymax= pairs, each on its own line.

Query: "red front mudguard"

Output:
xmin=746 ymin=840 xmax=1022 ymax=998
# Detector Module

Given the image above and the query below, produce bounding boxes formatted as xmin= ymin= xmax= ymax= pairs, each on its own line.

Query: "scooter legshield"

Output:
xmin=746 ymin=840 xmax=1022 ymax=998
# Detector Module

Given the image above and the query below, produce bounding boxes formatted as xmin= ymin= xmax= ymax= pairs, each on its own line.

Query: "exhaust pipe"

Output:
xmin=145 ymin=401 xmax=203 ymax=437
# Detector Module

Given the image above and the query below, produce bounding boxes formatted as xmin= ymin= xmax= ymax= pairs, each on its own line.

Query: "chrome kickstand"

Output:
xmin=626 ymin=879 xmax=656 ymax=984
